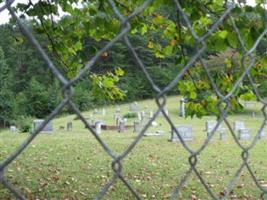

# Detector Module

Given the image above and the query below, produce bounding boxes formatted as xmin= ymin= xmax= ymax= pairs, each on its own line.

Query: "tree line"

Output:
xmin=0 ymin=0 xmax=267 ymax=127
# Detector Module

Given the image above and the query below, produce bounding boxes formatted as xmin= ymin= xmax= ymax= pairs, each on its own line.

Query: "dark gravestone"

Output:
xmin=67 ymin=122 xmax=73 ymax=131
xmin=33 ymin=119 xmax=53 ymax=133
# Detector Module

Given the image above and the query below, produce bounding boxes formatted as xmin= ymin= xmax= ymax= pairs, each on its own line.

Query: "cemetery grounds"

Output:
xmin=0 ymin=96 xmax=266 ymax=199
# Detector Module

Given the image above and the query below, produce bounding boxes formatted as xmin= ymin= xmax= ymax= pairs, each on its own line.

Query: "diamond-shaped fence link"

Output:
xmin=0 ymin=0 xmax=267 ymax=199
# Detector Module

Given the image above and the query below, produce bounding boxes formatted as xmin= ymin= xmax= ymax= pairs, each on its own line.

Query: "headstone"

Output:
xmin=10 ymin=125 xmax=16 ymax=133
xmin=114 ymin=113 xmax=121 ymax=125
xmin=141 ymin=111 xmax=145 ymax=121
xmin=137 ymin=112 xmax=142 ymax=122
xmin=151 ymin=121 xmax=158 ymax=127
xmin=219 ymin=131 xmax=226 ymax=140
xmin=233 ymin=121 xmax=246 ymax=132
xmin=115 ymin=117 xmax=121 ymax=125
xmin=258 ymin=130 xmax=266 ymax=139
xmin=118 ymin=121 xmax=125 ymax=132
xmin=205 ymin=120 xmax=226 ymax=140
xmin=67 ymin=122 xmax=73 ymax=131
xmin=144 ymin=130 xmax=164 ymax=137
xmin=93 ymin=109 xmax=98 ymax=115
xmin=133 ymin=121 xmax=141 ymax=133
xmin=115 ymin=106 xmax=121 ymax=113
xmin=171 ymin=125 xmax=193 ymax=142
xmin=129 ymin=102 xmax=140 ymax=112
xmin=149 ymin=111 xmax=153 ymax=119
xmin=102 ymin=108 xmax=106 ymax=116
xmin=95 ymin=121 xmax=103 ymax=134
xmin=238 ymin=129 xmax=251 ymax=140
xmin=33 ymin=119 xmax=53 ymax=133
xmin=165 ymin=109 xmax=169 ymax=116
xmin=179 ymin=97 xmax=185 ymax=117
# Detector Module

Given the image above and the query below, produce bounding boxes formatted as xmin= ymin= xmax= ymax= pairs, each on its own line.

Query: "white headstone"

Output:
xmin=179 ymin=98 xmax=185 ymax=117
xmin=141 ymin=111 xmax=145 ymax=121
xmin=137 ymin=112 xmax=142 ymax=121
xmin=10 ymin=125 xmax=16 ymax=132
xmin=165 ymin=109 xmax=169 ymax=116
xmin=238 ymin=129 xmax=251 ymax=140
xmin=102 ymin=108 xmax=106 ymax=116
xmin=233 ymin=121 xmax=246 ymax=132
xmin=149 ymin=111 xmax=153 ymax=119
xmin=95 ymin=121 xmax=102 ymax=134
xmin=151 ymin=121 xmax=158 ymax=127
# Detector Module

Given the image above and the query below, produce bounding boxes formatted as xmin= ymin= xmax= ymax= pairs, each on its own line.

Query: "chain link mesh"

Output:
xmin=0 ymin=0 xmax=267 ymax=199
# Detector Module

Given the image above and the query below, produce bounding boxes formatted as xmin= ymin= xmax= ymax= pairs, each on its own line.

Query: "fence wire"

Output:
xmin=0 ymin=0 xmax=267 ymax=199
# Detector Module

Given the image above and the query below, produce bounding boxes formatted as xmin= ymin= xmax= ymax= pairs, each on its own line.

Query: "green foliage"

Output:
xmin=123 ymin=112 xmax=137 ymax=119
xmin=91 ymin=68 xmax=126 ymax=103
xmin=16 ymin=116 xmax=32 ymax=133
xmin=0 ymin=0 xmax=266 ymax=123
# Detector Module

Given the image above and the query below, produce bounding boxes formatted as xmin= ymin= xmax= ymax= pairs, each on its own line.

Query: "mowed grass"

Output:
xmin=0 ymin=96 xmax=267 ymax=200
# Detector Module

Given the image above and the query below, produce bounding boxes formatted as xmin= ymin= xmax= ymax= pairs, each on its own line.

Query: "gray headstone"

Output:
xmin=205 ymin=120 xmax=226 ymax=140
xmin=258 ymin=130 xmax=266 ymax=139
xmin=133 ymin=121 xmax=141 ymax=133
xmin=33 ymin=119 xmax=53 ymax=133
xmin=67 ymin=122 xmax=73 ymax=131
xmin=171 ymin=125 xmax=193 ymax=142
xmin=118 ymin=121 xmax=125 ymax=132
xmin=238 ymin=129 xmax=251 ymax=140
xmin=129 ymin=102 xmax=140 ymax=112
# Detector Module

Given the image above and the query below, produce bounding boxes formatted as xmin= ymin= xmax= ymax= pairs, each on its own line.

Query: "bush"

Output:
xmin=16 ymin=116 xmax=32 ymax=133
xmin=123 ymin=112 xmax=138 ymax=119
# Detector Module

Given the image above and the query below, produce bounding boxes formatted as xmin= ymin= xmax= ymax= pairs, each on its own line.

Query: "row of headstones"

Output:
xmin=170 ymin=120 xmax=267 ymax=142
xmin=9 ymin=120 xmax=73 ymax=133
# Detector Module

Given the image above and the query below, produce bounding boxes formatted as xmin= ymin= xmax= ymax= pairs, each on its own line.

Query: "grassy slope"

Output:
xmin=0 ymin=96 xmax=266 ymax=200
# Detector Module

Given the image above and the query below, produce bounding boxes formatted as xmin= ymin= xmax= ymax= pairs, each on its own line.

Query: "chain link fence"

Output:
xmin=0 ymin=0 xmax=267 ymax=199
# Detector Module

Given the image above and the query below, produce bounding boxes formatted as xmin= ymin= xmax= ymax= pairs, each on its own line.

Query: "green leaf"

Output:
xmin=227 ymin=32 xmax=238 ymax=48
xmin=218 ymin=30 xmax=228 ymax=39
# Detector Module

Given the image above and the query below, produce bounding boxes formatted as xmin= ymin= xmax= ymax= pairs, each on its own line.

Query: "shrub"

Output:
xmin=16 ymin=116 xmax=32 ymax=133
xmin=123 ymin=112 xmax=137 ymax=119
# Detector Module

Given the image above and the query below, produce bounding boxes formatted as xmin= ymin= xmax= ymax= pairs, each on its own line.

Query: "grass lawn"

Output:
xmin=0 ymin=96 xmax=267 ymax=200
